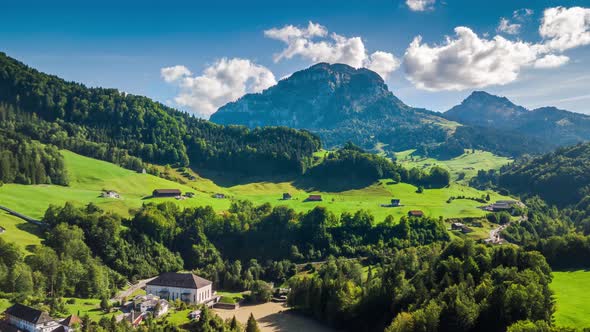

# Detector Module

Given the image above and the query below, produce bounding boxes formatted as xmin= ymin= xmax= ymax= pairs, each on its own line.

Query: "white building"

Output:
xmin=146 ymin=272 xmax=214 ymax=305
xmin=133 ymin=294 xmax=169 ymax=317
xmin=3 ymin=304 xmax=61 ymax=332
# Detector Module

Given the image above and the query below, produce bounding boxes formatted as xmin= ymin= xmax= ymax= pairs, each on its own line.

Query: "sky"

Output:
xmin=2 ymin=0 xmax=590 ymax=117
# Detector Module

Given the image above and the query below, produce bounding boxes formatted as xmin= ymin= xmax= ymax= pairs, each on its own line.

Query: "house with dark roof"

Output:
xmin=146 ymin=272 xmax=216 ymax=305
xmin=306 ymin=195 xmax=322 ymax=202
xmin=282 ymin=193 xmax=292 ymax=200
xmin=152 ymin=189 xmax=181 ymax=197
xmin=407 ymin=210 xmax=424 ymax=217
xmin=3 ymin=303 xmax=61 ymax=332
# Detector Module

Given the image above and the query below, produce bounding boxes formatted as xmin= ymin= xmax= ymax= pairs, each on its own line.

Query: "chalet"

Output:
xmin=283 ymin=193 xmax=292 ymax=200
xmin=213 ymin=193 xmax=225 ymax=199
xmin=101 ymin=190 xmax=120 ymax=199
xmin=152 ymin=189 xmax=181 ymax=198
xmin=185 ymin=192 xmax=195 ymax=198
xmin=306 ymin=195 xmax=322 ymax=202
xmin=408 ymin=210 xmax=424 ymax=217
xmin=146 ymin=272 xmax=217 ymax=306
xmin=451 ymin=222 xmax=473 ymax=234
xmin=133 ymin=295 xmax=169 ymax=317
xmin=3 ymin=303 xmax=61 ymax=332
xmin=391 ymin=199 xmax=401 ymax=207
xmin=0 ymin=226 xmax=4 ymax=234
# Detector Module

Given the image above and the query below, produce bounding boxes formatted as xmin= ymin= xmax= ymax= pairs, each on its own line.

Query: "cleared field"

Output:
xmin=0 ymin=150 xmax=510 ymax=230
xmin=0 ymin=211 xmax=42 ymax=254
xmin=62 ymin=298 xmax=121 ymax=321
xmin=396 ymin=149 xmax=512 ymax=183
xmin=551 ymin=270 xmax=590 ymax=328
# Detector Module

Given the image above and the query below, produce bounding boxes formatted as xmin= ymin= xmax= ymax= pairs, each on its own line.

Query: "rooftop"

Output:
xmin=4 ymin=303 xmax=54 ymax=325
xmin=147 ymin=272 xmax=212 ymax=290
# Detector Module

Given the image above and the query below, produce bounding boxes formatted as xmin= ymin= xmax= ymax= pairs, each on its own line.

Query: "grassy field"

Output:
xmin=62 ymin=298 xmax=121 ymax=321
xmin=0 ymin=211 xmax=43 ymax=254
xmin=395 ymin=149 xmax=512 ymax=183
xmin=0 ymin=149 xmax=512 ymax=243
xmin=551 ymin=270 xmax=590 ymax=328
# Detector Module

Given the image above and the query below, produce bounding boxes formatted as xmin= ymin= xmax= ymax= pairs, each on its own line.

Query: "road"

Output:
xmin=485 ymin=215 xmax=527 ymax=244
xmin=113 ymin=277 xmax=157 ymax=301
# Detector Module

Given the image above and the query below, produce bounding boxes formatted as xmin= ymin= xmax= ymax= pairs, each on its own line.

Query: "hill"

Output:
xmin=211 ymin=63 xmax=458 ymax=152
xmin=445 ymin=91 xmax=590 ymax=150
xmin=0 ymin=149 xmax=510 ymax=225
xmin=0 ymin=52 xmax=321 ymax=176
xmin=497 ymin=142 xmax=590 ymax=207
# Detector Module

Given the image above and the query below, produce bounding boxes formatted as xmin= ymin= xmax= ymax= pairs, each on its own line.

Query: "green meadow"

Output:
xmin=0 ymin=149 xmax=512 ymax=250
xmin=395 ymin=149 xmax=512 ymax=183
xmin=0 ymin=211 xmax=42 ymax=254
xmin=551 ymin=270 xmax=590 ymax=328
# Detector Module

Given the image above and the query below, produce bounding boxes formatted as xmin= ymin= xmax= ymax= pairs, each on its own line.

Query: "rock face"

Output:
xmin=444 ymin=91 xmax=590 ymax=147
xmin=210 ymin=63 xmax=453 ymax=150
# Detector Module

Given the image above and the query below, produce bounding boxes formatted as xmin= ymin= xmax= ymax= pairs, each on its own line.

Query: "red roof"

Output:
xmin=408 ymin=210 xmax=424 ymax=217
xmin=307 ymin=195 xmax=322 ymax=201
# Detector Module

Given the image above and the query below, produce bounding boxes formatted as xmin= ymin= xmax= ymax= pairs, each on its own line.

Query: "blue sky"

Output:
xmin=2 ymin=0 xmax=590 ymax=117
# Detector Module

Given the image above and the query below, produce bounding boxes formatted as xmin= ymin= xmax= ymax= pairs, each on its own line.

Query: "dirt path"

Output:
xmin=214 ymin=302 xmax=334 ymax=332
xmin=113 ymin=277 xmax=156 ymax=301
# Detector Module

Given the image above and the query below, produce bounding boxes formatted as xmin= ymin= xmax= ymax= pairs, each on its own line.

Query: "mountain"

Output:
xmin=0 ymin=52 xmax=321 ymax=176
xmin=445 ymin=91 xmax=590 ymax=147
xmin=211 ymin=63 xmax=457 ymax=152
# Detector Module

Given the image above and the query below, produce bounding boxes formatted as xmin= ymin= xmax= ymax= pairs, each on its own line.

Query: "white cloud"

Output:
xmin=264 ymin=21 xmax=400 ymax=79
xmin=403 ymin=27 xmax=543 ymax=91
xmin=513 ymin=8 xmax=534 ymax=21
xmin=540 ymin=6 xmax=590 ymax=52
xmin=160 ymin=65 xmax=192 ymax=82
xmin=162 ymin=58 xmax=276 ymax=118
xmin=497 ymin=18 xmax=521 ymax=35
xmin=534 ymin=54 xmax=570 ymax=68
xmin=406 ymin=0 xmax=435 ymax=12
xmin=403 ymin=7 xmax=590 ymax=91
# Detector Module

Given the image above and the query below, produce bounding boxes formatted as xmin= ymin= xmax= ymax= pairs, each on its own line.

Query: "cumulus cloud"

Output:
xmin=403 ymin=7 xmax=590 ymax=91
xmin=406 ymin=0 xmax=435 ymax=12
xmin=403 ymin=27 xmax=546 ymax=90
xmin=540 ymin=6 xmax=590 ymax=52
xmin=497 ymin=18 xmax=521 ymax=35
xmin=162 ymin=58 xmax=276 ymax=118
xmin=534 ymin=54 xmax=570 ymax=68
xmin=161 ymin=65 xmax=192 ymax=82
xmin=264 ymin=21 xmax=400 ymax=79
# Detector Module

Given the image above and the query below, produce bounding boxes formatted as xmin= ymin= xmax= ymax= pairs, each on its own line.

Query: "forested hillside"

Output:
xmin=0 ymin=130 xmax=68 ymax=185
xmin=497 ymin=143 xmax=590 ymax=207
xmin=0 ymin=52 xmax=321 ymax=176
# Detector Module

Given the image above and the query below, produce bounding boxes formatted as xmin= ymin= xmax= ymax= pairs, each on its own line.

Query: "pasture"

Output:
xmin=551 ymin=270 xmax=590 ymax=328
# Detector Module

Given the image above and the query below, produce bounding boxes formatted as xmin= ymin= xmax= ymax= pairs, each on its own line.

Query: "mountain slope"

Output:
xmin=211 ymin=63 xmax=458 ymax=152
xmin=445 ymin=91 xmax=590 ymax=147
xmin=0 ymin=52 xmax=320 ymax=176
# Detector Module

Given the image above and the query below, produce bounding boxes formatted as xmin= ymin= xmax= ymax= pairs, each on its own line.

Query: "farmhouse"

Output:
xmin=482 ymin=200 xmax=525 ymax=212
xmin=146 ymin=272 xmax=216 ymax=306
xmin=133 ymin=294 xmax=169 ymax=317
xmin=283 ymin=193 xmax=292 ymax=200
xmin=451 ymin=222 xmax=473 ymax=234
xmin=153 ymin=189 xmax=181 ymax=197
xmin=391 ymin=199 xmax=401 ymax=207
xmin=213 ymin=193 xmax=225 ymax=199
xmin=0 ymin=226 xmax=4 ymax=234
xmin=408 ymin=210 xmax=424 ymax=217
xmin=3 ymin=303 xmax=61 ymax=332
xmin=101 ymin=190 xmax=120 ymax=199
xmin=306 ymin=195 xmax=322 ymax=202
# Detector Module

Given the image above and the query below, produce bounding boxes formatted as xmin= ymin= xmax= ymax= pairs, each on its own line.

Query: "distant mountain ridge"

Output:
xmin=211 ymin=63 xmax=457 ymax=152
xmin=444 ymin=91 xmax=590 ymax=147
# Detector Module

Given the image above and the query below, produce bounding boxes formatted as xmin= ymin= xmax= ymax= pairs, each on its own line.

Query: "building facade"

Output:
xmin=3 ymin=304 xmax=61 ymax=332
xmin=146 ymin=272 xmax=214 ymax=305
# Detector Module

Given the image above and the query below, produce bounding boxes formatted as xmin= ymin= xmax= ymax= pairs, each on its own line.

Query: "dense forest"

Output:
xmin=0 ymin=52 xmax=321 ymax=177
xmin=0 ymin=130 xmax=68 ymax=185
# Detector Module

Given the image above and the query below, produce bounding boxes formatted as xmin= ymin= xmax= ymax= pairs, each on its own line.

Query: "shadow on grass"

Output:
xmin=257 ymin=309 xmax=334 ymax=332
xmin=194 ymin=167 xmax=378 ymax=193
xmin=16 ymin=222 xmax=43 ymax=237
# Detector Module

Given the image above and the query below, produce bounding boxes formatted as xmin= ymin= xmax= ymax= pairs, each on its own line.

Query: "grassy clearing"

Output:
xmin=0 ymin=211 xmax=43 ymax=254
xmin=162 ymin=308 xmax=192 ymax=326
xmin=395 ymin=149 xmax=511 ymax=183
xmin=0 ymin=150 xmax=511 ymax=228
xmin=0 ymin=298 xmax=11 ymax=312
xmin=62 ymin=298 xmax=122 ymax=321
xmin=551 ymin=270 xmax=590 ymax=328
